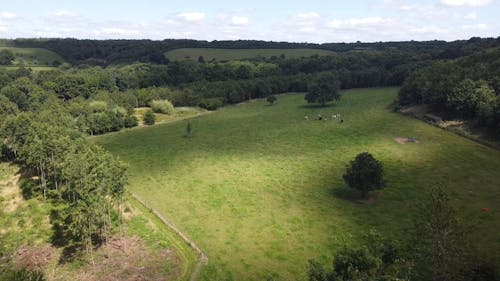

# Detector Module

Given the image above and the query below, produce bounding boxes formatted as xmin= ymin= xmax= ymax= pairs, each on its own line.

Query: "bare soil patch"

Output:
xmin=394 ymin=137 xmax=420 ymax=144
xmin=75 ymin=236 xmax=180 ymax=281
xmin=12 ymin=244 xmax=57 ymax=271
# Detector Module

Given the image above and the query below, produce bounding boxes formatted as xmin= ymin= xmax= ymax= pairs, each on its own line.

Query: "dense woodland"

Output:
xmin=1 ymin=37 xmax=500 ymax=280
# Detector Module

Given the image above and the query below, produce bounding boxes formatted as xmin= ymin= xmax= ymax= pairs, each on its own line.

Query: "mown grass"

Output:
xmin=165 ymin=48 xmax=335 ymax=61
xmin=94 ymin=88 xmax=500 ymax=280
xmin=0 ymin=47 xmax=65 ymax=66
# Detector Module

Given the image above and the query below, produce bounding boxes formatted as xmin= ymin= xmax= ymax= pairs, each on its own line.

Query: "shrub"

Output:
xmin=124 ymin=115 xmax=138 ymax=128
xmin=267 ymin=95 xmax=277 ymax=105
xmin=150 ymin=99 xmax=175 ymax=115
xmin=199 ymin=97 xmax=224 ymax=111
xmin=143 ymin=109 xmax=155 ymax=125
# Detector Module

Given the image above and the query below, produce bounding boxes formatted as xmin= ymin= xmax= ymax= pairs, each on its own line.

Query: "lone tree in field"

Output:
xmin=343 ymin=152 xmax=385 ymax=198
xmin=305 ymin=74 xmax=341 ymax=106
xmin=267 ymin=95 xmax=277 ymax=105
xmin=143 ymin=109 xmax=155 ymax=125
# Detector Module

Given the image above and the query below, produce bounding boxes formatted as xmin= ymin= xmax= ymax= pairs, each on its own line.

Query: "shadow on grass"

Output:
xmin=299 ymin=103 xmax=337 ymax=109
xmin=331 ymin=186 xmax=362 ymax=201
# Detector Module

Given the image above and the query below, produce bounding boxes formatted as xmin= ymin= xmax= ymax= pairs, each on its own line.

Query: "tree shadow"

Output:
xmin=299 ymin=104 xmax=337 ymax=109
xmin=331 ymin=185 xmax=362 ymax=202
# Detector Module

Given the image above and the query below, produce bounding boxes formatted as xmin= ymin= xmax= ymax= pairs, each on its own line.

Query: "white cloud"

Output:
xmin=177 ymin=12 xmax=205 ymax=22
xmin=54 ymin=10 xmax=79 ymax=18
xmin=296 ymin=12 xmax=320 ymax=21
xmin=464 ymin=12 xmax=477 ymax=19
xmin=231 ymin=16 xmax=249 ymax=26
xmin=95 ymin=28 xmax=135 ymax=36
xmin=328 ymin=17 xmax=393 ymax=30
xmin=329 ymin=19 xmax=342 ymax=29
xmin=462 ymin=23 xmax=488 ymax=29
xmin=0 ymin=26 xmax=7 ymax=33
xmin=440 ymin=0 xmax=493 ymax=7
xmin=1 ymin=12 xmax=17 ymax=20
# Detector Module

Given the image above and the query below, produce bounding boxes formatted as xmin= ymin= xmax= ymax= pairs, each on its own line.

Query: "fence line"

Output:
xmin=130 ymin=193 xmax=208 ymax=281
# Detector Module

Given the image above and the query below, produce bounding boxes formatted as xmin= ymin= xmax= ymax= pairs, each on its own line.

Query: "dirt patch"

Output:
xmin=394 ymin=137 xmax=420 ymax=144
xmin=12 ymin=244 xmax=57 ymax=271
xmin=75 ymin=236 xmax=180 ymax=281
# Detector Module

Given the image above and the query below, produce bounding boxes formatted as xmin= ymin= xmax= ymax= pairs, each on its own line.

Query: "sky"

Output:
xmin=0 ymin=0 xmax=499 ymax=43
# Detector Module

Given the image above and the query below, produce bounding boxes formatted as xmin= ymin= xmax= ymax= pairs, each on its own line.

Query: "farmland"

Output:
xmin=165 ymin=48 xmax=335 ymax=61
xmin=95 ymin=88 xmax=500 ymax=280
xmin=0 ymin=47 xmax=65 ymax=66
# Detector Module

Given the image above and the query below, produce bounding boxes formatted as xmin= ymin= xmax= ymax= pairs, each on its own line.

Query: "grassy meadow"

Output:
xmin=94 ymin=88 xmax=500 ymax=280
xmin=0 ymin=47 xmax=65 ymax=66
xmin=165 ymin=48 xmax=335 ymax=61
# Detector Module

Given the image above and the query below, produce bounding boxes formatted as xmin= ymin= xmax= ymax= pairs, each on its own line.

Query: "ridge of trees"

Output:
xmin=10 ymin=36 xmax=500 ymax=65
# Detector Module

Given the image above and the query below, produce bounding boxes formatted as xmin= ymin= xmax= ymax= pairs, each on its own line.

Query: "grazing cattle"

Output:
xmin=304 ymin=115 xmax=309 ymax=120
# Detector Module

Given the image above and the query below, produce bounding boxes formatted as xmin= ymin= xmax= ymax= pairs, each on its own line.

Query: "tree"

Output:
xmin=143 ymin=109 xmax=155 ymax=125
xmin=343 ymin=152 xmax=385 ymax=198
xmin=267 ymin=95 xmax=277 ymax=105
xmin=307 ymin=231 xmax=406 ymax=281
xmin=0 ymin=49 xmax=15 ymax=65
xmin=408 ymin=188 xmax=473 ymax=281
xmin=305 ymin=74 xmax=341 ymax=106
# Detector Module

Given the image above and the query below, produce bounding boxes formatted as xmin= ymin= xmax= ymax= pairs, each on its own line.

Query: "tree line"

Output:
xmin=11 ymin=37 xmax=500 ymax=65
xmin=398 ymin=47 xmax=500 ymax=134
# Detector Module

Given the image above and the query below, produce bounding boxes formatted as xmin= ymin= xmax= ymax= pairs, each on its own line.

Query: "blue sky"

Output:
xmin=0 ymin=0 xmax=498 ymax=42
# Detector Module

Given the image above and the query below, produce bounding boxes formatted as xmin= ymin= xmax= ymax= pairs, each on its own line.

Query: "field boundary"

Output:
xmin=89 ymin=111 xmax=213 ymax=139
xmin=399 ymin=110 xmax=500 ymax=151
xmin=129 ymin=193 xmax=208 ymax=281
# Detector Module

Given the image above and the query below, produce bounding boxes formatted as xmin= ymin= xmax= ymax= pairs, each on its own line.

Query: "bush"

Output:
xmin=150 ymin=99 xmax=175 ymax=115
xmin=199 ymin=97 xmax=224 ymax=111
xmin=143 ymin=109 xmax=155 ymax=125
xmin=267 ymin=95 xmax=277 ymax=105
xmin=124 ymin=115 xmax=138 ymax=128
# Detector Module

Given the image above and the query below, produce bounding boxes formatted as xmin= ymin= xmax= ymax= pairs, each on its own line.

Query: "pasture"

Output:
xmin=165 ymin=48 xmax=335 ymax=61
xmin=0 ymin=47 xmax=65 ymax=66
xmin=94 ymin=88 xmax=500 ymax=280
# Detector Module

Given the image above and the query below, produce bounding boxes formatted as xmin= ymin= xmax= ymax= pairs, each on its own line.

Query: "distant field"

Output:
xmin=95 ymin=88 xmax=500 ymax=280
xmin=0 ymin=47 xmax=65 ymax=66
xmin=0 ymin=66 xmax=58 ymax=72
xmin=165 ymin=48 xmax=335 ymax=61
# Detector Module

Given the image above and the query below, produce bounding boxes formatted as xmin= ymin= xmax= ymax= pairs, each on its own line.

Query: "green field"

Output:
xmin=0 ymin=47 xmax=65 ymax=66
xmin=165 ymin=48 xmax=335 ymax=61
xmin=94 ymin=88 xmax=500 ymax=280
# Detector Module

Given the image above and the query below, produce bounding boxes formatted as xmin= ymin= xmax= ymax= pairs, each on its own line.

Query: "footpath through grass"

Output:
xmin=95 ymin=88 xmax=500 ymax=280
